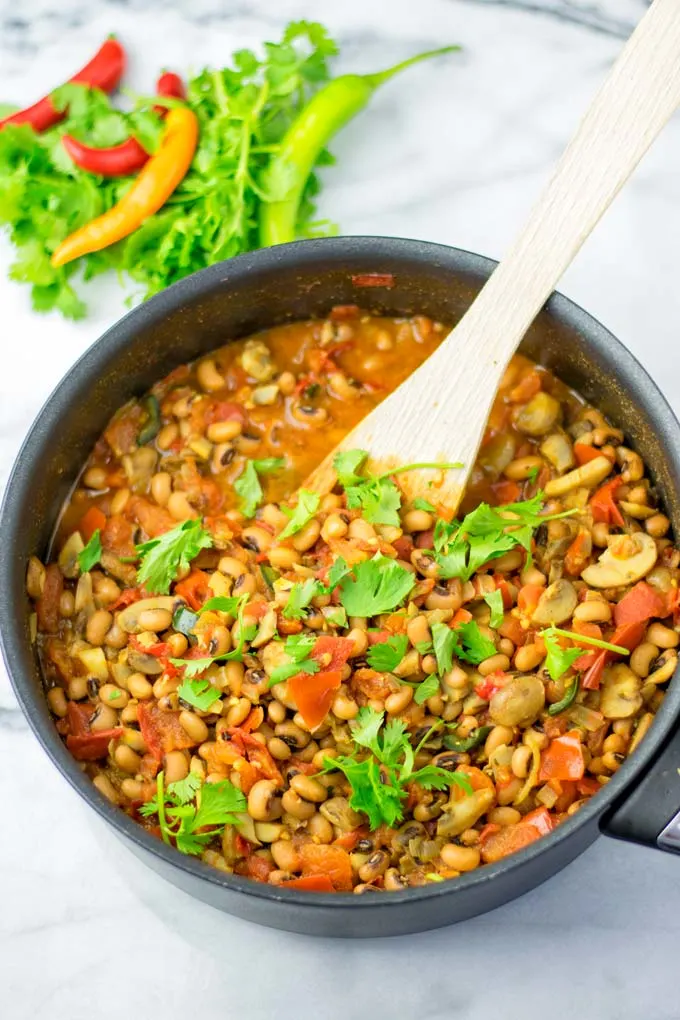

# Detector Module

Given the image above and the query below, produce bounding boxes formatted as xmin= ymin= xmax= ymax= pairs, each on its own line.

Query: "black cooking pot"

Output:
xmin=3 ymin=236 xmax=680 ymax=937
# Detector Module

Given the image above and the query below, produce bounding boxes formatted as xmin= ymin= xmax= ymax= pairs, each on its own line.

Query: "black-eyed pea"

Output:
xmin=603 ymin=733 xmax=627 ymax=755
xmin=573 ymin=599 xmax=612 ymax=623
xmin=487 ymin=807 xmax=521 ymax=826
xmin=86 ymin=609 xmax=113 ymax=647
xmin=514 ymin=643 xmax=545 ymax=672
xmin=249 ymin=780 xmax=283 ymax=822
xmin=196 ymin=358 xmax=225 ymax=392
xmin=179 ymin=710 xmax=209 ymax=744
xmin=164 ymin=749 xmax=190 ymax=784
xmin=281 ymin=789 xmax=315 ymax=820
xmin=403 ymin=509 xmax=433 ymax=532
xmin=47 ymin=687 xmax=68 ymax=718
xmin=167 ymin=491 xmax=196 ymax=521
xmin=93 ymin=774 xmax=119 ymax=804
xmin=511 ymin=745 xmax=532 ymax=778
xmin=114 ymin=743 xmax=141 ymax=774
xmin=385 ymin=687 xmax=413 ymax=715
xmin=268 ymin=736 xmax=293 ymax=761
xmin=271 ymin=839 xmax=301 ymax=872
xmin=290 ymin=774 xmax=327 ymax=803
xmin=358 ymin=850 xmax=390 ymax=883
xmin=307 ymin=812 xmax=335 ymax=843
xmin=440 ymin=844 xmax=481 ymax=871
xmin=242 ymin=526 xmax=273 ymax=554
xmin=346 ymin=628 xmax=368 ymax=657
xmin=321 ymin=513 xmax=349 ymax=541
xmin=646 ymin=622 xmax=679 ymax=649
xmin=630 ymin=642 xmax=659 ymax=678
xmin=484 ymin=725 xmax=514 ymax=758
xmin=645 ymin=514 xmax=670 ymax=538
xmin=478 ymin=654 xmax=510 ymax=677
xmin=68 ymin=676 xmax=89 ymax=701
xmin=121 ymin=778 xmax=144 ymax=801
xmin=406 ymin=614 xmax=430 ymax=648
xmin=268 ymin=546 xmax=300 ymax=569
xmin=496 ymin=777 xmax=523 ymax=805
xmin=348 ymin=518 xmax=377 ymax=543
xmin=100 ymin=683 xmax=128 ymax=709
xmin=120 ymin=703 xmax=139 ymax=725
xmin=138 ymin=607 xmax=173 ymax=632
xmin=150 ymin=472 xmax=172 ymax=506
xmin=206 ymin=420 xmax=242 ymax=443
xmin=292 ymin=519 xmax=321 ymax=552
xmin=504 ymin=455 xmax=544 ymax=481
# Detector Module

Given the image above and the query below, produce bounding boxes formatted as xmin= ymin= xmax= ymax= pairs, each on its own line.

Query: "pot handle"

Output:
xmin=601 ymin=726 xmax=680 ymax=853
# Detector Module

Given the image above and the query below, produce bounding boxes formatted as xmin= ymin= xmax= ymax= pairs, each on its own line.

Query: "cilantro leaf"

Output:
xmin=170 ymin=656 xmax=216 ymax=679
xmin=414 ymin=674 xmax=440 ymax=705
xmin=268 ymin=633 xmax=320 ymax=686
xmin=431 ymin=621 xmax=457 ymax=675
xmin=234 ymin=462 xmax=261 ymax=519
xmin=199 ymin=596 xmax=242 ymax=616
xmin=177 ymin=676 xmax=222 ymax=711
xmin=192 ymin=779 xmax=247 ymax=830
xmin=413 ymin=498 xmax=436 ymax=512
xmin=283 ymin=577 xmax=322 ymax=620
xmin=278 ymin=489 xmax=320 ymax=539
xmin=527 ymin=465 xmax=540 ymax=485
xmin=337 ymin=554 xmax=415 ymax=617
xmin=326 ymin=556 xmax=351 ymax=590
xmin=167 ymin=772 xmax=202 ymax=805
xmin=77 ymin=528 xmax=102 ymax=573
xmin=483 ymin=589 xmax=505 ymax=629
xmin=325 ymin=708 xmax=471 ymax=830
xmin=365 ymin=634 xmax=408 ymax=672
xmin=334 ymin=448 xmax=368 ymax=487
xmin=141 ymin=771 xmax=247 ymax=856
xmin=455 ymin=620 xmax=497 ymax=665
xmin=136 ymin=518 xmax=213 ymax=595
xmin=346 ymin=476 xmax=402 ymax=527
xmin=541 ymin=629 xmax=581 ymax=681
xmin=253 ymin=457 xmax=286 ymax=473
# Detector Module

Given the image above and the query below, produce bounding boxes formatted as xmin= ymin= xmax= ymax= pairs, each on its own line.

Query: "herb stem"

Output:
xmin=544 ymin=626 xmax=630 ymax=655
xmin=378 ymin=461 xmax=464 ymax=480
xmin=155 ymin=771 xmax=171 ymax=845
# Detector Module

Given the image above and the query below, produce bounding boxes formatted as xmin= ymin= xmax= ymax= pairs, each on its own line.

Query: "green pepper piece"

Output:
xmin=259 ymin=46 xmax=459 ymax=246
xmin=443 ymin=725 xmax=493 ymax=753
xmin=138 ymin=394 xmax=161 ymax=445
xmin=260 ymin=564 xmax=280 ymax=592
xmin=547 ymin=676 xmax=579 ymax=716
xmin=172 ymin=605 xmax=198 ymax=639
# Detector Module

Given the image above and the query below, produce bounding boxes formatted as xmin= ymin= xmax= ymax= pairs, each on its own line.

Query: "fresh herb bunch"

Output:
xmin=0 ymin=21 xmax=338 ymax=317
xmin=325 ymin=708 xmax=471 ymax=829
xmin=140 ymin=771 xmax=246 ymax=855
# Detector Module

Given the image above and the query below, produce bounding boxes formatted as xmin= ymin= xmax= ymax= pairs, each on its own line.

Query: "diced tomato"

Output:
xmin=613 ymin=581 xmax=666 ymax=626
xmin=240 ymin=707 xmax=264 ymax=734
xmin=281 ymin=874 xmax=335 ymax=892
xmin=204 ymin=401 xmax=246 ymax=425
xmin=351 ymin=273 xmax=395 ymax=288
xmin=480 ymin=806 xmax=554 ymax=863
xmin=299 ymin=843 xmax=353 ymax=891
xmin=564 ymin=529 xmax=592 ymax=576
xmin=350 ymin=667 xmax=397 ymax=702
xmin=66 ymin=729 xmax=122 ymax=761
xmin=130 ymin=634 xmax=172 ymax=659
xmin=139 ymin=753 xmax=160 ymax=780
xmin=590 ymin=477 xmax=625 ymax=528
xmin=244 ymin=599 xmax=269 ymax=621
xmin=289 ymin=669 xmax=343 ymax=730
xmin=228 ymin=728 xmax=283 ymax=785
xmin=101 ymin=513 xmax=136 ymax=556
xmin=310 ymin=635 xmax=354 ymax=671
xmin=581 ymin=620 xmax=646 ymax=689
xmin=37 ymin=564 xmax=64 ymax=634
xmin=450 ymin=608 xmax=473 ymax=629
xmin=79 ymin=506 xmax=107 ymax=542
xmin=125 ymin=496 xmax=176 ymax=540
xmin=329 ymin=304 xmax=360 ymax=321
xmin=277 ymin=611 xmax=304 ymax=635
xmin=367 ymin=630 xmax=391 ymax=645
xmin=538 ymin=731 xmax=585 ymax=782
xmin=518 ymin=583 xmax=544 ymax=617
xmin=415 ymin=529 xmax=434 ymax=549
xmin=175 ymin=569 xmax=210 ymax=610
xmin=508 ymin=369 xmax=542 ymax=403
xmin=333 ymin=826 xmax=369 ymax=851
xmin=66 ymin=701 xmax=95 ymax=736
xmin=392 ymin=535 xmax=415 ymax=559
xmin=491 ymin=479 xmax=521 ymax=505
xmin=577 ymin=776 xmax=601 ymax=797
xmin=245 ymin=854 xmax=275 ymax=883
xmin=110 ymin=587 xmax=143 ymax=611
xmin=571 ymin=620 xmax=603 ymax=644
xmin=493 ymin=575 xmax=513 ymax=609
xmin=499 ymin=613 xmax=529 ymax=647
xmin=137 ymin=702 xmax=195 ymax=761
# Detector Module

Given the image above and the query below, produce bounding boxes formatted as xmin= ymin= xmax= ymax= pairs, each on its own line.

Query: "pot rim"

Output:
xmin=2 ymin=235 xmax=679 ymax=911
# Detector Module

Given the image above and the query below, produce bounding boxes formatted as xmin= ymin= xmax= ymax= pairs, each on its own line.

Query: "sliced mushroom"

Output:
xmin=74 ymin=571 xmax=95 ymax=615
xmin=127 ymin=647 xmax=164 ymax=675
xmin=531 ymin=579 xmax=578 ymax=625
xmin=436 ymin=788 xmax=495 ymax=838
xmin=319 ymin=796 xmax=363 ymax=831
xmin=581 ymin=532 xmax=658 ymax=588
xmin=118 ymin=596 xmax=180 ymax=634
xmin=489 ymin=674 xmax=545 ymax=727
xmin=513 ymin=393 xmax=561 ymax=436
xmin=540 ymin=432 xmax=575 ymax=473
xmin=543 ymin=456 xmax=612 ymax=497
xmin=58 ymin=531 xmax=85 ymax=579
xmin=600 ymin=664 xmax=643 ymax=718
xmin=241 ymin=339 xmax=276 ymax=382
xmin=250 ymin=608 xmax=278 ymax=649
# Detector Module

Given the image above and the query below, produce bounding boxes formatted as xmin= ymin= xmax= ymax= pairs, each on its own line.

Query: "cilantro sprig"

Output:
xmin=325 ymin=708 xmax=471 ymax=829
xmin=235 ymin=458 xmax=286 ymax=518
xmin=333 ymin=449 xmax=463 ymax=527
xmin=366 ymin=633 xmax=408 ymax=672
xmin=337 ymin=554 xmax=415 ymax=616
xmin=279 ymin=489 xmax=320 ymax=539
xmin=136 ymin=518 xmax=213 ymax=595
xmin=170 ymin=595 xmax=255 ymax=676
xmin=77 ymin=529 xmax=102 ymax=573
xmin=268 ymin=634 xmax=320 ymax=686
xmin=431 ymin=619 xmax=496 ymax=670
xmin=140 ymin=771 xmax=246 ymax=855
xmin=177 ymin=676 xmax=222 ymax=712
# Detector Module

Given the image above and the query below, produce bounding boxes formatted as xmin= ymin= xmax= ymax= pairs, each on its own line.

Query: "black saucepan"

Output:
xmin=2 ymin=237 xmax=680 ymax=937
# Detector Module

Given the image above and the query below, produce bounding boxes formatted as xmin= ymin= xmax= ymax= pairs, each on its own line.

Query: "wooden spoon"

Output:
xmin=306 ymin=0 xmax=680 ymax=512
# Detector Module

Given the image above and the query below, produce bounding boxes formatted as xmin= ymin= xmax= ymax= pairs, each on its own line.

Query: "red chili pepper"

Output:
xmin=1 ymin=38 xmax=125 ymax=133
xmin=61 ymin=70 xmax=186 ymax=177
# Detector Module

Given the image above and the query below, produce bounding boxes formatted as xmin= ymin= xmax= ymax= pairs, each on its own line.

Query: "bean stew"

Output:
xmin=28 ymin=307 xmax=678 ymax=893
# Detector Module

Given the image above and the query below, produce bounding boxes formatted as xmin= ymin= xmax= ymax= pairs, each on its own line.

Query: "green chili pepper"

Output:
xmin=138 ymin=394 xmax=161 ymax=445
xmin=547 ymin=676 xmax=579 ymax=716
xmin=443 ymin=725 xmax=493 ymax=753
xmin=258 ymin=45 xmax=459 ymax=246
xmin=259 ymin=564 xmax=280 ymax=592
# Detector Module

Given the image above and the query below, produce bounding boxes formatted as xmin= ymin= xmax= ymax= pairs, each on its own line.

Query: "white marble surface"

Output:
xmin=3 ymin=0 xmax=680 ymax=1016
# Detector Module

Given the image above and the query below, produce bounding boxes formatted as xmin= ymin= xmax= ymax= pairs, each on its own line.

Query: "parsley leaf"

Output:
xmin=414 ymin=674 xmax=440 ymax=705
xmin=77 ymin=529 xmax=102 ymax=573
xmin=325 ymin=708 xmax=471 ymax=830
xmin=431 ymin=621 xmax=457 ymax=675
xmin=455 ymin=620 xmax=497 ymax=665
xmin=235 ymin=459 xmax=284 ymax=518
xmin=337 ymin=554 xmax=415 ymax=617
xmin=177 ymin=676 xmax=222 ymax=711
xmin=283 ymin=577 xmax=322 ymax=620
xmin=268 ymin=633 xmax=320 ymax=686
xmin=483 ymin=589 xmax=505 ymax=629
xmin=136 ymin=518 xmax=213 ymax=595
xmin=279 ymin=489 xmax=320 ymax=539
xmin=366 ymin=634 xmax=408 ymax=671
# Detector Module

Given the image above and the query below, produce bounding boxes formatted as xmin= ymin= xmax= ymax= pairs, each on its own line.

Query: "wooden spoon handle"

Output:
xmin=306 ymin=0 xmax=680 ymax=506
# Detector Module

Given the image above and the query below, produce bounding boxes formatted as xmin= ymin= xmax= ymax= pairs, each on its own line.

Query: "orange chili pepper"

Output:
xmin=51 ymin=106 xmax=199 ymax=267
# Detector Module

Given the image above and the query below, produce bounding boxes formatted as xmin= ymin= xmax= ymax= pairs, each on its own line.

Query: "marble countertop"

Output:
xmin=3 ymin=0 xmax=680 ymax=1016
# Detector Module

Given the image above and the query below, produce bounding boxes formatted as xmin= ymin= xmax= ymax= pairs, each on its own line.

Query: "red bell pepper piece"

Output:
xmin=281 ymin=874 xmax=335 ymax=892
xmin=79 ymin=505 xmax=107 ymax=542
xmin=476 ymin=670 xmax=507 ymax=701
xmin=174 ymin=569 xmax=210 ymax=610
xmin=299 ymin=843 xmax=353 ymax=891
xmin=613 ymin=581 xmax=666 ymax=626
xmin=480 ymin=807 xmax=554 ymax=863
xmin=590 ymin=476 xmax=625 ymax=528
xmin=1 ymin=39 xmax=125 ymax=133
xmin=67 ymin=729 xmax=122 ymax=761
xmin=581 ymin=620 xmax=646 ymax=689
xmin=310 ymin=635 xmax=354 ymax=672
xmin=538 ymin=731 xmax=585 ymax=782
xmin=289 ymin=669 xmax=343 ymax=730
